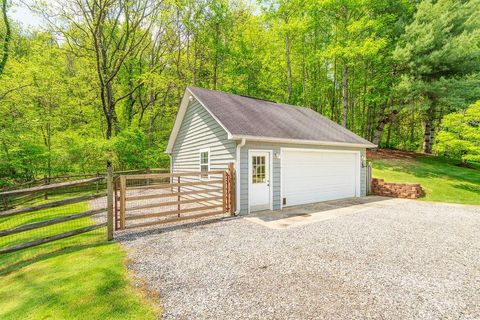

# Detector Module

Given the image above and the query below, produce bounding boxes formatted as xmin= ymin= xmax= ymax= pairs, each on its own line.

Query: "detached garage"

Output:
xmin=166 ymin=87 xmax=376 ymax=215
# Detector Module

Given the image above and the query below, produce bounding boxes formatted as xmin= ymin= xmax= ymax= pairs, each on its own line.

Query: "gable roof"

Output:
xmin=166 ymin=87 xmax=376 ymax=153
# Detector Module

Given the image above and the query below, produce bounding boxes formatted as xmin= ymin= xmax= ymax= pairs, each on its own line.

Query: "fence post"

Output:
xmin=44 ymin=175 xmax=49 ymax=200
xmin=222 ymin=171 xmax=227 ymax=213
xmin=119 ymin=176 xmax=126 ymax=230
xmin=114 ymin=178 xmax=121 ymax=230
xmin=2 ymin=195 xmax=8 ymax=210
xmin=367 ymin=162 xmax=372 ymax=195
xmin=228 ymin=162 xmax=235 ymax=215
xmin=96 ymin=172 xmax=100 ymax=194
xmin=107 ymin=167 xmax=114 ymax=241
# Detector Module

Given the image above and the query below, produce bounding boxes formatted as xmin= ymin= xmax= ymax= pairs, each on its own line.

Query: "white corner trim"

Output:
xmin=230 ymin=135 xmax=376 ymax=149
xmin=279 ymin=147 xmax=283 ymax=210
xmin=235 ymin=138 xmax=246 ymax=215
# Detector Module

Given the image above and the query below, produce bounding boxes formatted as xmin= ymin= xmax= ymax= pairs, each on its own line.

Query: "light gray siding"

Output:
xmin=171 ymin=100 xmax=235 ymax=172
xmin=238 ymin=142 xmax=366 ymax=214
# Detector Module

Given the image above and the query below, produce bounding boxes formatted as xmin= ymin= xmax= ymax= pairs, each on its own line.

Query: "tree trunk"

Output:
xmin=0 ymin=0 xmax=10 ymax=76
xmin=372 ymin=109 xmax=398 ymax=146
xmin=386 ymin=123 xmax=392 ymax=148
xmin=213 ymin=21 xmax=220 ymax=90
xmin=285 ymin=32 xmax=292 ymax=103
xmin=410 ymin=109 xmax=415 ymax=144
xmin=362 ymin=61 xmax=368 ymax=136
xmin=105 ymin=80 xmax=115 ymax=139
xmin=331 ymin=58 xmax=336 ymax=120
xmin=341 ymin=63 xmax=348 ymax=127
xmin=423 ymin=101 xmax=436 ymax=154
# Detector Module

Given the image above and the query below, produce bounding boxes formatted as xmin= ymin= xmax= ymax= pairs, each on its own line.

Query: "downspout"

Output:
xmin=168 ymin=154 xmax=173 ymax=184
xmin=235 ymin=138 xmax=246 ymax=215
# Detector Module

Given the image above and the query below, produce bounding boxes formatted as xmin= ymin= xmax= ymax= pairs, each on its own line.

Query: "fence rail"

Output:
xmin=115 ymin=164 xmax=235 ymax=230
xmin=0 ymin=223 xmax=107 ymax=255
xmin=1 ymin=168 xmax=169 ymax=192
xmin=0 ymin=174 xmax=113 ymax=256
xmin=0 ymin=164 xmax=237 ymax=257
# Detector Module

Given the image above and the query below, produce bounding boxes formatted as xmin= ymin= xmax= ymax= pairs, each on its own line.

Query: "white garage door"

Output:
xmin=282 ymin=149 xmax=359 ymax=207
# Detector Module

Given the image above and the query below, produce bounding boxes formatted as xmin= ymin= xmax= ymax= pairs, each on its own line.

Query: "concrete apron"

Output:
xmin=244 ymin=196 xmax=404 ymax=230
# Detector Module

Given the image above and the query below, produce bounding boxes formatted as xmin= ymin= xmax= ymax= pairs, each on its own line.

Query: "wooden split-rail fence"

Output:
xmin=0 ymin=165 xmax=236 ymax=255
xmin=0 ymin=176 xmax=109 ymax=255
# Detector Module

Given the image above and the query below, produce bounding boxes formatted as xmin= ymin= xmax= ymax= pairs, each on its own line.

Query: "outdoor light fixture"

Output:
xmin=274 ymin=152 xmax=281 ymax=160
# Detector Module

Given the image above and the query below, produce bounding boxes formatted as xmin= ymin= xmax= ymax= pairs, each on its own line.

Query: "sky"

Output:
xmin=10 ymin=1 xmax=44 ymax=29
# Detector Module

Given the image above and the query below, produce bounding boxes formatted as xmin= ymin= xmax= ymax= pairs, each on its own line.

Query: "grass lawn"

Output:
xmin=372 ymin=154 xmax=480 ymax=205
xmin=0 ymin=194 xmax=159 ymax=320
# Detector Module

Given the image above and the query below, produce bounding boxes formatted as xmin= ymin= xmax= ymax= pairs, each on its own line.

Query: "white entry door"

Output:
xmin=282 ymin=149 xmax=360 ymax=207
xmin=249 ymin=151 xmax=271 ymax=212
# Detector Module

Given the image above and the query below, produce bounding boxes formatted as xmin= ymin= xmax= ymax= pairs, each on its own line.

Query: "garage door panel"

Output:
xmin=282 ymin=149 xmax=358 ymax=207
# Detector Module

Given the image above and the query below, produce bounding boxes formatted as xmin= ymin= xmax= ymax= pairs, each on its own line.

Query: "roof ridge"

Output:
xmin=188 ymin=86 xmax=278 ymax=104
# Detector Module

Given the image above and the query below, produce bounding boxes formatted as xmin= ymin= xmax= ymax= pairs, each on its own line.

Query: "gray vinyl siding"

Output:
xmin=171 ymin=100 xmax=235 ymax=172
xmin=238 ymin=142 xmax=366 ymax=215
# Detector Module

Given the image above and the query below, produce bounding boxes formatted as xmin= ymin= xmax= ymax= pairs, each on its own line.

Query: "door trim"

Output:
xmin=248 ymin=149 xmax=273 ymax=214
xmin=280 ymin=147 xmax=361 ymax=207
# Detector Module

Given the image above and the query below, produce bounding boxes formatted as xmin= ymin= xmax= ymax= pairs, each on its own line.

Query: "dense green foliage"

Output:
xmin=434 ymin=101 xmax=480 ymax=163
xmin=372 ymin=154 xmax=480 ymax=205
xmin=0 ymin=0 xmax=479 ymax=184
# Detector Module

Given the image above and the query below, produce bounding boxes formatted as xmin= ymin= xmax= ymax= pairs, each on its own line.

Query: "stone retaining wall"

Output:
xmin=371 ymin=178 xmax=423 ymax=199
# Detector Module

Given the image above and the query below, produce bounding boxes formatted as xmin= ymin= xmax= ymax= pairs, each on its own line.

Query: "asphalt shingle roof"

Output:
xmin=188 ymin=86 xmax=375 ymax=146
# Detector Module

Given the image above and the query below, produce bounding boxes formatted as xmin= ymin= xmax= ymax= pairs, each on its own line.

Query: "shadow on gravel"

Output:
xmin=115 ymin=216 xmax=240 ymax=242
xmin=253 ymin=196 xmax=391 ymax=222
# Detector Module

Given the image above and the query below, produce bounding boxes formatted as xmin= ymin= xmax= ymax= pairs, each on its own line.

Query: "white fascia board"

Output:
xmin=165 ymin=88 xmax=234 ymax=154
xmin=230 ymin=135 xmax=377 ymax=149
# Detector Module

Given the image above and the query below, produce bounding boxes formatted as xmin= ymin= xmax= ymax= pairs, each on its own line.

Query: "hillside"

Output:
xmin=368 ymin=149 xmax=480 ymax=205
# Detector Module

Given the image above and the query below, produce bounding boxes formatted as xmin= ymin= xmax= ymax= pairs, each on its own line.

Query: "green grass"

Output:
xmin=372 ymin=155 xmax=480 ymax=205
xmin=0 ymin=195 xmax=159 ymax=320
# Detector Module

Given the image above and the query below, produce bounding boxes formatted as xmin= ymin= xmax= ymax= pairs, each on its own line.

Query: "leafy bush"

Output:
xmin=434 ymin=101 xmax=480 ymax=163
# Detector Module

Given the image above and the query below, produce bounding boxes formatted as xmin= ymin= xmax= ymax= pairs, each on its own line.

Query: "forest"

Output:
xmin=0 ymin=0 xmax=479 ymax=185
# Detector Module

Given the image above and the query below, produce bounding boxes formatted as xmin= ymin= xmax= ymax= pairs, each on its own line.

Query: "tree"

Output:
xmin=434 ymin=101 xmax=480 ymax=164
xmin=394 ymin=0 xmax=480 ymax=153
xmin=0 ymin=0 xmax=10 ymax=75
xmin=34 ymin=0 xmax=166 ymax=174
xmin=2 ymin=0 xmax=480 ymax=183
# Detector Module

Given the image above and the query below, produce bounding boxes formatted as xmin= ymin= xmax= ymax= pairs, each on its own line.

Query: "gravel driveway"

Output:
xmin=116 ymin=198 xmax=480 ymax=319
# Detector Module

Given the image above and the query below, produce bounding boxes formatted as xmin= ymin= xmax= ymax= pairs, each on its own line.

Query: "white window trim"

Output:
xmin=199 ymin=148 xmax=210 ymax=179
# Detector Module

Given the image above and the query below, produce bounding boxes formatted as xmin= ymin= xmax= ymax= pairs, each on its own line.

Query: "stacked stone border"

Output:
xmin=371 ymin=178 xmax=424 ymax=199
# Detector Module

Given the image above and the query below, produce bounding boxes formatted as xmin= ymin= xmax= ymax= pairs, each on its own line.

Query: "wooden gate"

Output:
xmin=114 ymin=164 xmax=235 ymax=230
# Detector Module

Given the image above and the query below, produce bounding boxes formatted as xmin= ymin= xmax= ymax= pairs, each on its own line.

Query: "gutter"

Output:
xmin=230 ymin=135 xmax=376 ymax=149
xmin=168 ymin=154 xmax=173 ymax=183
xmin=235 ymin=138 xmax=246 ymax=215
